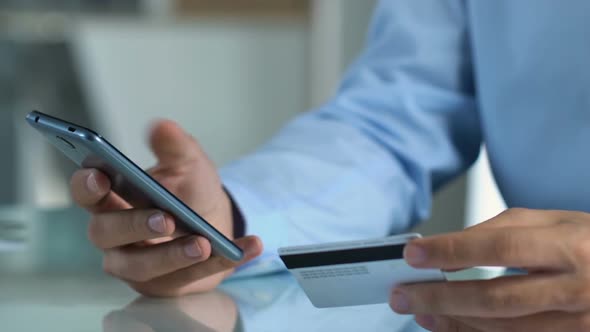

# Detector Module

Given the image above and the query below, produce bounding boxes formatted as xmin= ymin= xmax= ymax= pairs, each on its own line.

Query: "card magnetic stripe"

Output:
xmin=280 ymin=244 xmax=406 ymax=269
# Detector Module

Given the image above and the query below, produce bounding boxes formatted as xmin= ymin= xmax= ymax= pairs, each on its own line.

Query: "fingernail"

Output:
xmin=415 ymin=315 xmax=436 ymax=330
xmin=86 ymin=172 xmax=100 ymax=193
xmin=390 ymin=289 xmax=410 ymax=313
xmin=184 ymin=239 xmax=202 ymax=258
xmin=404 ymin=243 xmax=428 ymax=266
xmin=147 ymin=213 xmax=167 ymax=234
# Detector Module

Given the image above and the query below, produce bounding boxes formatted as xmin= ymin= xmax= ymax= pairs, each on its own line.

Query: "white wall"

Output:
xmin=72 ymin=18 xmax=308 ymax=168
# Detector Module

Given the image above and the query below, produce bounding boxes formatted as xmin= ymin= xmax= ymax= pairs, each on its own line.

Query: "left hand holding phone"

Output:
xmin=69 ymin=120 xmax=262 ymax=297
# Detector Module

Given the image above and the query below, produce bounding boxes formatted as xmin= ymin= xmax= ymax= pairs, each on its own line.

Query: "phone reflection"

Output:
xmin=102 ymin=291 xmax=238 ymax=332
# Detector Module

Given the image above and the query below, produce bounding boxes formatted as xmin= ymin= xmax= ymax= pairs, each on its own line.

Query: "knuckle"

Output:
xmin=426 ymin=235 xmax=461 ymax=266
xmin=480 ymin=285 xmax=518 ymax=312
xmin=556 ymin=218 xmax=583 ymax=232
xmin=69 ymin=171 xmax=86 ymax=196
xmin=556 ymin=210 xmax=590 ymax=225
xmin=439 ymin=236 xmax=460 ymax=263
xmin=572 ymin=240 xmax=590 ymax=265
xmin=87 ymin=217 xmax=106 ymax=248
xmin=150 ymin=242 xmax=184 ymax=274
xmin=490 ymin=232 xmax=520 ymax=262
xmin=502 ymin=207 xmax=529 ymax=220
xmin=170 ymin=241 xmax=188 ymax=262
xmin=103 ymin=251 xmax=151 ymax=282
xmin=126 ymin=212 xmax=146 ymax=236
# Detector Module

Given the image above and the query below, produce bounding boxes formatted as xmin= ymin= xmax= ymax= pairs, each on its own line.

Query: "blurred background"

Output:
xmin=0 ymin=0 xmax=505 ymax=259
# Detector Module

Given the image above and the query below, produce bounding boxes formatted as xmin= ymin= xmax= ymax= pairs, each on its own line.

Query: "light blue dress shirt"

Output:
xmin=221 ymin=0 xmax=590 ymax=277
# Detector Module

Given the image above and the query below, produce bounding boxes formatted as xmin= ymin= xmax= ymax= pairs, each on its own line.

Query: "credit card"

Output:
xmin=278 ymin=233 xmax=446 ymax=308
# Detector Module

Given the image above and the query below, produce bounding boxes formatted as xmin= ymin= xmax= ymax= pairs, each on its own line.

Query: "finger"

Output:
xmin=89 ymin=209 xmax=175 ymax=249
xmin=148 ymin=120 xmax=204 ymax=168
xmin=414 ymin=315 xmax=482 ymax=332
xmin=103 ymin=235 xmax=211 ymax=282
xmin=70 ymin=169 xmax=131 ymax=213
xmin=403 ymin=226 xmax=573 ymax=271
xmin=391 ymin=274 xmax=582 ymax=317
xmin=466 ymin=208 xmax=587 ymax=231
xmin=457 ymin=311 xmax=590 ymax=332
xmin=138 ymin=236 xmax=263 ymax=291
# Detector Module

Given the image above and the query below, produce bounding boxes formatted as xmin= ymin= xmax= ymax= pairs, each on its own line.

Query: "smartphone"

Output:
xmin=26 ymin=110 xmax=243 ymax=261
xmin=278 ymin=233 xmax=446 ymax=308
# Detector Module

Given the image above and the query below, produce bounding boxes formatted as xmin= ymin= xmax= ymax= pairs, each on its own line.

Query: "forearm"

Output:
xmin=220 ymin=112 xmax=424 ymax=272
xmin=221 ymin=0 xmax=481 ymax=276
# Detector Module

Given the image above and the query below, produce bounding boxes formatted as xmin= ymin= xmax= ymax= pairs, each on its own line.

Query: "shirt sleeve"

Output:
xmin=220 ymin=0 xmax=481 ymax=276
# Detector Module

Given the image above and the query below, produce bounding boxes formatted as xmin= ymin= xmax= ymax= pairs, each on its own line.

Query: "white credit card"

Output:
xmin=278 ymin=233 xmax=446 ymax=308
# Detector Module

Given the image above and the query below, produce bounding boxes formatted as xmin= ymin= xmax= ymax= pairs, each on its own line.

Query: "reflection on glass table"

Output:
xmin=102 ymin=273 xmax=425 ymax=332
xmin=102 ymin=291 xmax=237 ymax=332
xmin=1 ymin=206 xmax=494 ymax=332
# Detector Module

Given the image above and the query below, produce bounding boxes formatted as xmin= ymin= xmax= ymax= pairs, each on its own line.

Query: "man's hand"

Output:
xmin=70 ymin=120 xmax=262 ymax=297
xmin=389 ymin=208 xmax=590 ymax=332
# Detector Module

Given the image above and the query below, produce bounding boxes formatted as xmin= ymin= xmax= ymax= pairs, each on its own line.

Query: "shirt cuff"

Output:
xmin=220 ymin=169 xmax=290 ymax=276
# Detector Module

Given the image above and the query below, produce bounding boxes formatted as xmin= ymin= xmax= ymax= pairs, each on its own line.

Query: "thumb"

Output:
xmin=148 ymin=120 xmax=203 ymax=167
